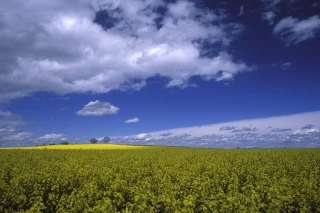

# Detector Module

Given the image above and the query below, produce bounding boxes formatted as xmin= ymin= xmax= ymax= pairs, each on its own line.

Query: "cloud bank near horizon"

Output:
xmin=112 ymin=111 xmax=320 ymax=148
xmin=3 ymin=111 xmax=317 ymax=148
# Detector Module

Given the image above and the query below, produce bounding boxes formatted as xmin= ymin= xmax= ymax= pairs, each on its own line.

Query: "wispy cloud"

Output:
xmin=238 ymin=6 xmax=244 ymax=16
xmin=281 ymin=62 xmax=292 ymax=70
xmin=76 ymin=100 xmax=119 ymax=116
xmin=0 ymin=111 xmax=13 ymax=117
xmin=0 ymin=128 xmax=34 ymax=147
xmin=271 ymin=62 xmax=292 ymax=70
xmin=0 ymin=110 xmax=35 ymax=147
xmin=39 ymin=133 xmax=66 ymax=141
xmin=261 ymin=0 xmax=281 ymax=9
xmin=125 ymin=117 xmax=140 ymax=124
xmin=59 ymin=107 xmax=68 ymax=112
xmin=0 ymin=110 xmax=26 ymax=127
xmin=274 ymin=15 xmax=320 ymax=45
xmin=262 ymin=11 xmax=276 ymax=25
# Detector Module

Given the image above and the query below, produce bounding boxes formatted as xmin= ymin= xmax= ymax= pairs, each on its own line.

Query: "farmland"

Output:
xmin=0 ymin=146 xmax=319 ymax=212
xmin=11 ymin=144 xmax=154 ymax=150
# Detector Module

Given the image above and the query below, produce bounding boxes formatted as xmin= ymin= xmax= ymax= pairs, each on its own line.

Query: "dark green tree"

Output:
xmin=103 ymin=137 xmax=110 ymax=143
xmin=90 ymin=138 xmax=98 ymax=144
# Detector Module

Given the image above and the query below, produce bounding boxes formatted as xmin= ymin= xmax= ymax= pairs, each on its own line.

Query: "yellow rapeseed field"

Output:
xmin=2 ymin=144 xmax=154 ymax=150
xmin=1 ymin=147 xmax=319 ymax=212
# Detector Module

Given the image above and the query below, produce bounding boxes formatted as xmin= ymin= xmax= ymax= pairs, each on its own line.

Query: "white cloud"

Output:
xmin=96 ymin=137 xmax=105 ymax=142
xmin=136 ymin=133 xmax=148 ymax=140
xmin=76 ymin=100 xmax=119 ymax=116
xmin=3 ymin=111 xmax=320 ymax=148
xmin=281 ymin=62 xmax=292 ymax=70
xmin=238 ymin=6 xmax=244 ymax=16
xmin=274 ymin=15 xmax=320 ymax=45
xmin=0 ymin=110 xmax=13 ymax=117
xmin=262 ymin=0 xmax=281 ymax=8
xmin=0 ymin=127 xmax=34 ymax=147
xmin=0 ymin=110 xmax=34 ymax=147
xmin=6 ymin=132 xmax=33 ymax=141
xmin=59 ymin=107 xmax=68 ymax=112
xmin=271 ymin=62 xmax=292 ymax=70
xmin=4 ymin=131 xmax=33 ymax=141
xmin=39 ymin=133 xmax=65 ymax=140
xmin=0 ymin=110 xmax=26 ymax=127
xmin=262 ymin=11 xmax=276 ymax=25
xmin=168 ymin=1 xmax=195 ymax=18
xmin=125 ymin=117 xmax=140 ymax=123
xmin=0 ymin=0 xmax=248 ymax=102
xmin=113 ymin=111 xmax=320 ymax=148
xmin=293 ymin=128 xmax=319 ymax=135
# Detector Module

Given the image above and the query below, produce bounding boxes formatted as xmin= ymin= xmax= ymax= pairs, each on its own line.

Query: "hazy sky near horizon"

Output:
xmin=0 ymin=0 xmax=319 ymax=147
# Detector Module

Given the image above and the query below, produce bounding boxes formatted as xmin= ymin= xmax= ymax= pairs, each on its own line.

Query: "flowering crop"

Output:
xmin=0 ymin=147 xmax=319 ymax=212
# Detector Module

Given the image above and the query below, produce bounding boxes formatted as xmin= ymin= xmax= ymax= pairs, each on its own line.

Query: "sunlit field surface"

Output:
xmin=6 ymin=144 xmax=154 ymax=150
xmin=0 ymin=147 xmax=319 ymax=212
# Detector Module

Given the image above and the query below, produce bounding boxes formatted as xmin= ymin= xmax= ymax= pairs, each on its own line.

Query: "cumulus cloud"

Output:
xmin=274 ymin=15 xmax=320 ymax=45
xmin=125 ymin=117 xmax=140 ymax=124
xmin=0 ymin=0 xmax=248 ymax=102
xmin=262 ymin=11 xmax=276 ymax=25
xmin=39 ymin=133 xmax=66 ymax=141
xmin=76 ymin=100 xmax=119 ymax=116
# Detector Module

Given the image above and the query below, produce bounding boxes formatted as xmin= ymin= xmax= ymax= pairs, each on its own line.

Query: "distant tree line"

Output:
xmin=36 ymin=141 xmax=69 ymax=146
xmin=89 ymin=137 xmax=110 ymax=144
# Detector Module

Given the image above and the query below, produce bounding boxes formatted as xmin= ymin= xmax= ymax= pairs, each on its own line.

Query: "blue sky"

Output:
xmin=0 ymin=0 xmax=320 ymax=147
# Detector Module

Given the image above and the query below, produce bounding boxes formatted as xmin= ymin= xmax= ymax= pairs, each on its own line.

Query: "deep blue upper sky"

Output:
xmin=0 ymin=0 xmax=319 ymax=146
